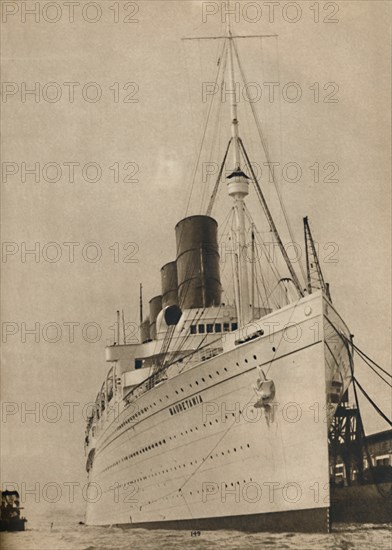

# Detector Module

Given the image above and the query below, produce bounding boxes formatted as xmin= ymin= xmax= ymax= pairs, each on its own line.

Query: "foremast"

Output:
xmin=199 ymin=2 xmax=305 ymax=326
xmin=225 ymin=9 xmax=252 ymax=327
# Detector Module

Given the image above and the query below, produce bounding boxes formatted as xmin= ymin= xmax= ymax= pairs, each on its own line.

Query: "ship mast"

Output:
xmin=226 ymin=2 xmax=252 ymax=326
xmin=184 ymin=10 xmax=305 ymax=317
xmin=227 ymin=8 xmax=240 ymax=170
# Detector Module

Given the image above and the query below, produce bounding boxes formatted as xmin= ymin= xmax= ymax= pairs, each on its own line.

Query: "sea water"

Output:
xmin=1 ymin=517 xmax=391 ymax=550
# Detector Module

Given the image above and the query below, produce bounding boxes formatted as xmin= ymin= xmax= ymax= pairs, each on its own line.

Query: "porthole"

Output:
xmin=272 ymin=347 xmax=276 ymax=352
xmin=304 ymin=305 xmax=312 ymax=316
xmin=253 ymin=355 xmax=257 ymax=360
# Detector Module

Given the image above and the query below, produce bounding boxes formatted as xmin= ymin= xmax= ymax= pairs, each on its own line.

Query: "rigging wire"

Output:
xmin=157 ymin=197 xmax=231 ymax=366
xmin=201 ymin=47 xmax=228 ymax=213
xmin=335 ymin=332 xmax=392 ymax=389
xmin=343 ymin=338 xmax=392 ymax=499
xmin=353 ymin=377 xmax=392 ymax=427
xmin=323 ymin=317 xmax=392 ymax=498
xmin=243 ymin=205 xmax=283 ymax=310
xmin=232 ymin=37 xmax=307 ymax=286
xmin=351 ymin=341 xmax=392 ymax=379
xmin=251 ymin=228 xmax=284 ymax=308
xmin=239 ymin=137 xmax=304 ymax=297
xmin=185 ymin=39 xmax=227 ymax=217
xmin=358 ymin=360 xmax=392 ymax=389
xmin=180 ymin=40 xmax=200 ymax=162
xmin=171 ymin=208 xmax=233 ymax=362
xmin=206 ymin=138 xmax=232 ymax=216
xmin=170 ymin=206 xmax=233 ymax=371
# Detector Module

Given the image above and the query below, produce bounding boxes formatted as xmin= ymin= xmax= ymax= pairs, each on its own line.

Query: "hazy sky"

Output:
xmin=1 ymin=0 xmax=391 ymax=518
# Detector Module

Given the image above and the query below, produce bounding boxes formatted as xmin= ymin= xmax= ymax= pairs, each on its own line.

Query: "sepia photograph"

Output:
xmin=1 ymin=1 xmax=391 ymax=548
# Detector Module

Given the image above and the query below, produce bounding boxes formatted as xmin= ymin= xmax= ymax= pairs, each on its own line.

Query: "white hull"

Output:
xmin=85 ymin=292 xmax=351 ymax=532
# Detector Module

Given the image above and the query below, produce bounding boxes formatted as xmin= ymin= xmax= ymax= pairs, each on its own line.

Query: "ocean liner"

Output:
xmin=84 ymin=13 xmax=353 ymax=533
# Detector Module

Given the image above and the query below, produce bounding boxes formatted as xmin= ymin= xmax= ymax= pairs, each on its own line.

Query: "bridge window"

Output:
xmin=223 ymin=323 xmax=230 ymax=332
xmin=206 ymin=324 xmax=214 ymax=333
xmin=215 ymin=323 xmax=222 ymax=333
xmin=231 ymin=322 xmax=238 ymax=331
xmin=190 ymin=325 xmax=197 ymax=334
xmin=135 ymin=359 xmax=143 ymax=369
xmin=198 ymin=325 xmax=205 ymax=334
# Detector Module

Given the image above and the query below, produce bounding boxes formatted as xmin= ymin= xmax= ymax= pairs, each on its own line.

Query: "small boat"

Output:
xmin=0 ymin=490 xmax=27 ymax=532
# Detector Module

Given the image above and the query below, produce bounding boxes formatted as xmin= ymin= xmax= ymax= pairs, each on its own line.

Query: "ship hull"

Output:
xmin=331 ymin=483 xmax=392 ymax=524
xmin=117 ymin=506 xmax=329 ymax=532
xmin=0 ymin=519 xmax=27 ymax=532
xmin=85 ymin=293 xmax=351 ymax=532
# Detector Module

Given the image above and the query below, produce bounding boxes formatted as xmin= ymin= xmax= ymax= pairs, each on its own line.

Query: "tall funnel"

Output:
xmin=161 ymin=261 xmax=179 ymax=308
xmin=149 ymin=295 xmax=162 ymax=340
xmin=175 ymin=215 xmax=221 ymax=309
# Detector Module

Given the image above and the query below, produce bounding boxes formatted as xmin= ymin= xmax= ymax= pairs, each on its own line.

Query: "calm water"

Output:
xmin=1 ymin=520 xmax=391 ymax=550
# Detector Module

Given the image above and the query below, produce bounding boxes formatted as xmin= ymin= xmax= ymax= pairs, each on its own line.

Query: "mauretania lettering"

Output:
xmin=169 ymin=395 xmax=203 ymax=416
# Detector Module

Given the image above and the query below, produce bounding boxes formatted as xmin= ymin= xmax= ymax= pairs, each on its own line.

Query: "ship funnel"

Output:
xmin=161 ymin=261 xmax=179 ymax=308
xmin=149 ymin=295 xmax=162 ymax=340
xmin=140 ymin=317 xmax=151 ymax=344
xmin=175 ymin=215 xmax=221 ymax=309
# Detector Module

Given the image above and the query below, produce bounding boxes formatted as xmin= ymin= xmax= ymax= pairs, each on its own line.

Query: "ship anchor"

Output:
xmin=253 ymin=367 xmax=276 ymax=426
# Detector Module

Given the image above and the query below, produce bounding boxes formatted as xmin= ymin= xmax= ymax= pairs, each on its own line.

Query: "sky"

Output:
xmin=1 ymin=0 xmax=391 ymax=519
